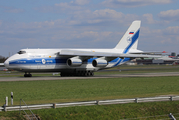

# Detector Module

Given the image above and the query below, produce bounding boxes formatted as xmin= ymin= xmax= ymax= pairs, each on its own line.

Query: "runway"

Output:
xmin=0 ymin=72 xmax=179 ymax=82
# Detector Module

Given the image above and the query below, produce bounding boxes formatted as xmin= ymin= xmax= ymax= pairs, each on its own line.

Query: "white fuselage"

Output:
xmin=4 ymin=48 xmax=141 ymax=73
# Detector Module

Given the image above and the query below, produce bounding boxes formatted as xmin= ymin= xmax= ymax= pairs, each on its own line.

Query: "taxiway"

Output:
xmin=0 ymin=72 xmax=179 ymax=82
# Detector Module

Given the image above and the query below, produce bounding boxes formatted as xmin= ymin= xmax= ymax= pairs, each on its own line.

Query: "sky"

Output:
xmin=0 ymin=0 xmax=179 ymax=57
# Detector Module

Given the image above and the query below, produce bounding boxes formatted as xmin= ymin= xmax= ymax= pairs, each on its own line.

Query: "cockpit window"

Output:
xmin=17 ymin=51 xmax=26 ymax=54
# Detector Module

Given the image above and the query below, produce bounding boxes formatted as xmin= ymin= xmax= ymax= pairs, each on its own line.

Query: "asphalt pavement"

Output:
xmin=0 ymin=72 xmax=179 ymax=82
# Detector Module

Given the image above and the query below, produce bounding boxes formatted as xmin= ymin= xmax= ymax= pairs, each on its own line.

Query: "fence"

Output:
xmin=1 ymin=96 xmax=179 ymax=112
xmin=0 ymin=106 xmax=3 ymax=111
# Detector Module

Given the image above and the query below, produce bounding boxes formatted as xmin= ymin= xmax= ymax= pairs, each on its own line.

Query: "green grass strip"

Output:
xmin=0 ymin=76 xmax=179 ymax=105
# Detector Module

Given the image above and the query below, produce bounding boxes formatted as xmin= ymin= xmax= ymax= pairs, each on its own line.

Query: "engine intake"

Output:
xmin=92 ymin=59 xmax=108 ymax=67
xmin=67 ymin=58 xmax=82 ymax=67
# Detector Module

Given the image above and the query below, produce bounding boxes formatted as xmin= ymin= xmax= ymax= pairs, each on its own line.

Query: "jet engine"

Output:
xmin=92 ymin=59 xmax=108 ymax=67
xmin=67 ymin=58 xmax=82 ymax=67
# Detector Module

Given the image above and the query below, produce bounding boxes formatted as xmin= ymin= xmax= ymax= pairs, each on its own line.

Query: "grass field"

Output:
xmin=0 ymin=76 xmax=179 ymax=105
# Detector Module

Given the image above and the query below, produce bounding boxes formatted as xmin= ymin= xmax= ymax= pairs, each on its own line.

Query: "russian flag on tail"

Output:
xmin=129 ymin=32 xmax=134 ymax=34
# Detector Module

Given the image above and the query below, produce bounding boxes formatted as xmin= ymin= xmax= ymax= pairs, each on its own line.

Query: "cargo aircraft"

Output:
xmin=3 ymin=21 xmax=161 ymax=77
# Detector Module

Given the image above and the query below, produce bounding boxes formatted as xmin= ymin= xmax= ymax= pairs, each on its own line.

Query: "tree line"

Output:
xmin=0 ymin=55 xmax=8 ymax=63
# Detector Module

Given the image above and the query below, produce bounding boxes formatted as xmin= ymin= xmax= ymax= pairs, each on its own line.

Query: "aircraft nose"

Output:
xmin=4 ymin=59 xmax=9 ymax=68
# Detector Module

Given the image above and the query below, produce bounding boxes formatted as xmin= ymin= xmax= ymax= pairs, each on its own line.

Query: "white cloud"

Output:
xmin=70 ymin=0 xmax=90 ymax=5
xmin=36 ymin=0 xmax=90 ymax=13
xmin=138 ymin=25 xmax=179 ymax=53
xmin=140 ymin=26 xmax=179 ymax=45
xmin=47 ymin=8 xmax=139 ymax=27
xmin=163 ymin=26 xmax=179 ymax=35
xmin=54 ymin=2 xmax=82 ymax=11
xmin=142 ymin=14 xmax=160 ymax=24
xmin=158 ymin=9 xmax=179 ymax=21
xmin=82 ymin=9 xmax=139 ymax=26
xmin=159 ymin=26 xmax=179 ymax=45
xmin=93 ymin=9 xmax=123 ymax=18
xmin=102 ymin=0 xmax=173 ymax=8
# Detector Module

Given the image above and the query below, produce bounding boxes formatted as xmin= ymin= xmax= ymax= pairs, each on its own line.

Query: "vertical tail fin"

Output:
xmin=114 ymin=21 xmax=141 ymax=53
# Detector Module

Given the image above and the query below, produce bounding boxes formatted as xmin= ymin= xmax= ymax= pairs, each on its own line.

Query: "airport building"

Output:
xmin=135 ymin=52 xmax=179 ymax=65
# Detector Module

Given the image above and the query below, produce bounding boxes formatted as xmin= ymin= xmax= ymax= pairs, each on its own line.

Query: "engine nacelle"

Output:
xmin=92 ymin=59 xmax=108 ymax=67
xmin=67 ymin=58 xmax=82 ymax=67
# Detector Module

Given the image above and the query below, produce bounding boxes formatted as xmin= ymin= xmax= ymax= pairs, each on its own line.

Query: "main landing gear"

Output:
xmin=23 ymin=71 xmax=94 ymax=77
xmin=60 ymin=71 xmax=94 ymax=77
xmin=24 ymin=72 xmax=32 ymax=77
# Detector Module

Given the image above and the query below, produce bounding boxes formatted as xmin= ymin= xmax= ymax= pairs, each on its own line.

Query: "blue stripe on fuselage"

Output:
xmin=9 ymin=58 xmax=68 ymax=65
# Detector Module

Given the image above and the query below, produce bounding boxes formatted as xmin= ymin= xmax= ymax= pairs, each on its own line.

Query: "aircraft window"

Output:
xmin=17 ymin=51 xmax=26 ymax=54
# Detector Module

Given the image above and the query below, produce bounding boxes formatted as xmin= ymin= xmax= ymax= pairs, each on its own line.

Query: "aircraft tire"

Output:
xmin=86 ymin=71 xmax=90 ymax=76
xmin=90 ymin=71 xmax=94 ymax=76
xmin=60 ymin=72 xmax=65 ymax=77
xmin=84 ymin=71 xmax=88 ymax=76
xmin=29 ymin=74 xmax=32 ymax=77
xmin=80 ymin=71 xmax=84 ymax=76
xmin=24 ymin=73 xmax=32 ymax=77
xmin=61 ymin=71 xmax=94 ymax=77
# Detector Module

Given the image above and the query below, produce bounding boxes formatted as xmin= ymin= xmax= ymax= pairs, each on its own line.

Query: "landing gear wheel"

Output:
xmin=29 ymin=74 xmax=32 ymax=77
xmin=84 ymin=71 xmax=88 ymax=76
xmin=24 ymin=73 xmax=32 ymax=77
xmin=60 ymin=71 xmax=94 ymax=77
xmin=90 ymin=71 xmax=94 ymax=76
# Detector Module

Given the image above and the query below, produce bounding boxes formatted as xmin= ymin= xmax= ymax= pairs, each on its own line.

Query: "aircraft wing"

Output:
xmin=0 ymin=63 xmax=4 ymax=67
xmin=59 ymin=50 xmax=161 ymax=58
